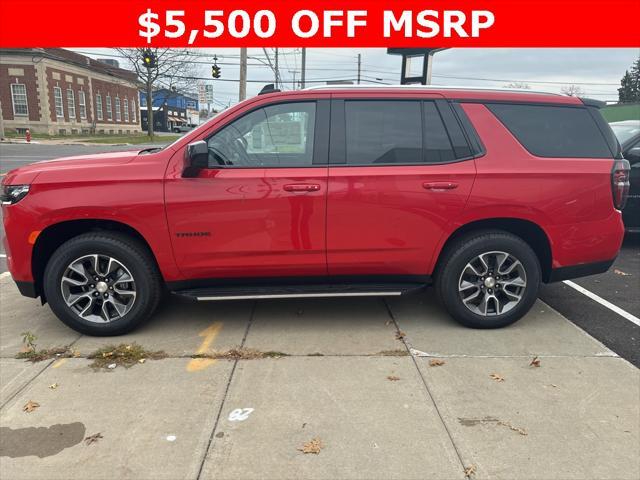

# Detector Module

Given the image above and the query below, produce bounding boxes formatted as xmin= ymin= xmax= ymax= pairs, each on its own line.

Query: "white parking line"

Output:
xmin=0 ymin=254 xmax=6 ymax=258
xmin=0 ymin=272 xmax=10 ymax=279
xmin=563 ymin=280 xmax=640 ymax=327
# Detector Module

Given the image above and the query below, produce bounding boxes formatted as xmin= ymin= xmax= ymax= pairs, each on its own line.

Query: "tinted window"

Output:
xmin=423 ymin=102 xmax=455 ymax=163
xmin=207 ymin=102 xmax=315 ymax=167
xmin=487 ymin=103 xmax=613 ymax=158
xmin=437 ymin=102 xmax=472 ymax=158
xmin=345 ymin=101 xmax=422 ymax=164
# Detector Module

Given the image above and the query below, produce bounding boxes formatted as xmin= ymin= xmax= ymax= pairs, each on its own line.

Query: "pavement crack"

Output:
xmin=195 ymin=300 xmax=257 ymax=480
xmin=382 ymin=298 xmax=469 ymax=475
xmin=0 ymin=333 xmax=82 ymax=411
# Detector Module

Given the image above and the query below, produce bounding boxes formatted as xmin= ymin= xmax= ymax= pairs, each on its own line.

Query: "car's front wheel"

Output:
xmin=435 ymin=231 xmax=541 ymax=328
xmin=43 ymin=232 xmax=162 ymax=336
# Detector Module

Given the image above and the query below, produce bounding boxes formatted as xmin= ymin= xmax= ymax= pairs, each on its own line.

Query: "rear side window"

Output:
xmin=345 ymin=101 xmax=422 ymax=164
xmin=487 ymin=103 xmax=613 ymax=158
xmin=423 ymin=102 xmax=456 ymax=163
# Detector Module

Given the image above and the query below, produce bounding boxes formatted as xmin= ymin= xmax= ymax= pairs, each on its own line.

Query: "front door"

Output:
xmin=165 ymin=100 xmax=329 ymax=279
xmin=326 ymin=97 xmax=477 ymax=277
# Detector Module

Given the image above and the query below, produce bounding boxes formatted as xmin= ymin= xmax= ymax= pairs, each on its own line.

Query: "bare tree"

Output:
xmin=503 ymin=82 xmax=531 ymax=89
xmin=115 ymin=48 xmax=198 ymax=138
xmin=560 ymin=84 xmax=585 ymax=97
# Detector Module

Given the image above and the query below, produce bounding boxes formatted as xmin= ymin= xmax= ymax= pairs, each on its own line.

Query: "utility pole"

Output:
xmin=289 ymin=70 xmax=298 ymax=90
xmin=300 ymin=48 xmax=307 ymax=89
xmin=357 ymin=54 xmax=361 ymax=85
xmin=274 ymin=48 xmax=279 ymax=88
xmin=239 ymin=47 xmax=247 ymax=101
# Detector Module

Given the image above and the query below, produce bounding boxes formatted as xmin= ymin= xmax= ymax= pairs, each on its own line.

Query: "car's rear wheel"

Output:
xmin=435 ymin=231 xmax=541 ymax=328
xmin=43 ymin=232 xmax=161 ymax=336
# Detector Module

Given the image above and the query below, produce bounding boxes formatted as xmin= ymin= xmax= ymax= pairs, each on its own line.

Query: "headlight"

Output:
xmin=1 ymin=185 xmax=30 ymax=205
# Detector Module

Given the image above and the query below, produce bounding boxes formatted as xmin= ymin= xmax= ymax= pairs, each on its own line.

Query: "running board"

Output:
xmin=172 ymin=282 xmax=426 ymax=301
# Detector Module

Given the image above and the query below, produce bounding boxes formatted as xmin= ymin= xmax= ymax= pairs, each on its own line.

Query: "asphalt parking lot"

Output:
xmin=1 ymin=143 xmax=639 ymax=479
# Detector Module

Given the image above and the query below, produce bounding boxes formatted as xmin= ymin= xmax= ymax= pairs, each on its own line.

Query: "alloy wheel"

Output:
xmin=60 ymin=254 xmax=137 ymax=323
xmin=457 ymin=250 xmax=527 ymax=316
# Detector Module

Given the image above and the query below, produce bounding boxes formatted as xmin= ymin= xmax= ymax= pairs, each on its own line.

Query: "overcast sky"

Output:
xmin=74 ymin=48 xmax=639 ymax=109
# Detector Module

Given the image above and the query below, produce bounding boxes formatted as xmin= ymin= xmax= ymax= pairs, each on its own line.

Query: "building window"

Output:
xmin=66 ymin=88 xmax=76 ymax=119
xmin=106 ymin=95 xmax=112 ymax=120
xmin=115 ymin=97 xmax=121 ymax=122
xmin=53 ymin=86 xmax=64 ymax=119
xmin=123 ymin=98 xmax=130 ymax=122
xmin=96 ymin=94 xmax=103 ymax=121
xmin=10 ymin=84 xmax=28 ymax=116
xmin=131 ymin=99 xmax=136 ymax=123
xmin=78 ymin=90 xmax=87 ymax=119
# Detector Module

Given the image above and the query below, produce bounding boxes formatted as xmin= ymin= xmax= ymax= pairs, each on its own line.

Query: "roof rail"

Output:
xmin=259 ymin=84 xmax=281 ymax=95
xmin=303 ymin=84 xmax=562 ymax=96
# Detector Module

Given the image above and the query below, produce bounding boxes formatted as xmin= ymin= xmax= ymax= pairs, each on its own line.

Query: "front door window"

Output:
xmin=207 ymin=102 xmax=316 ymax=168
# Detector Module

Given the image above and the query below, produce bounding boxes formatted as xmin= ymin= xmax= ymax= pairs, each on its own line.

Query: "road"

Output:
xmin=1 ymin=143 xmax=638 ymax=367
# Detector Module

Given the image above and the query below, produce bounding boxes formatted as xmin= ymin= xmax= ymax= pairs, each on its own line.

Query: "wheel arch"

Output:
xmin=434 ymin=218 xmax=553 ymax=282
xmin=32 ymin=219 xmax=162 ymax=301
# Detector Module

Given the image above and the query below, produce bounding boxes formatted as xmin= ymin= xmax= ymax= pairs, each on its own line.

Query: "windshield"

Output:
xmin=610 ymin=122 xmax=640 ymax=145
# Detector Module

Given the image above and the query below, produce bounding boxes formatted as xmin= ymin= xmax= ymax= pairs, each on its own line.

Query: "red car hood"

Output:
xmin=2 ymin=150 xmax=141 ymax=185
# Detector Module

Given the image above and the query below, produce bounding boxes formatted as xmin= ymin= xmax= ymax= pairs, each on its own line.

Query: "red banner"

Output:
xmin=1 ymin=0 xmax=639 ymax=47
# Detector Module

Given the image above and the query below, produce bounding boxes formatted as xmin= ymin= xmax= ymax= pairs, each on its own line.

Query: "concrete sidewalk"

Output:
xmin=1 ymin=275 xmax=638 ymax=479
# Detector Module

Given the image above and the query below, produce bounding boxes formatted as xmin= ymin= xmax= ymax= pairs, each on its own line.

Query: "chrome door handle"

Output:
xmin=283 ymin=183 xmax=321 ymax=192
xmin=423 ymin=182 xmax=459 ymax=191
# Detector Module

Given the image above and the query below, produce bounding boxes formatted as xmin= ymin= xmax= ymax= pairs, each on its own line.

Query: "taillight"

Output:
xmin=611 ymin=159 xmax=630 ymax=210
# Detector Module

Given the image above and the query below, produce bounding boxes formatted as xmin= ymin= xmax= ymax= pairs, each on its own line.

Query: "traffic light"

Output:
xmin=211 ymin=55 xmax=221 ymax=78
xmin=142 ymin=49 xmax=157 ymax=69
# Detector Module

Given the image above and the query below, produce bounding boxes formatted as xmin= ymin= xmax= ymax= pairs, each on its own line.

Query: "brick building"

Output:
xmin=0 ymin=48 xmax=141 ymax=135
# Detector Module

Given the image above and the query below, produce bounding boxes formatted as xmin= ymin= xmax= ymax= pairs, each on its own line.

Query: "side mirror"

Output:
xmin=625 ymin=146 xmax=640 ymax=164
xmin=183 ymin=140 xmax=208 ymax=177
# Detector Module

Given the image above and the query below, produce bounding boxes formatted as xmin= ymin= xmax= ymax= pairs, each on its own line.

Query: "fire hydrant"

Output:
xmin=25 ymin=129 xmax=31 ymax=143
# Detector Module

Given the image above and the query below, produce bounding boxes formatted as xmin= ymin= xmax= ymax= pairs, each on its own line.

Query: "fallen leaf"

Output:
xmin=298 ymin=437 xmax=323 ymax=454
xmin=387 ymin=375 xmax=400 ymax=381
xmin=464 ymin=465 xmax=477 ymax=477
xmin=490 ymin=373 xmax=505 ymax=382
xmin=23 ymin=400 xmax=40 ymax=413
xmin=102 ymin=351 xmax=113 ymax=358
xmin=395 ymin=331 xmax=406 ymax=341
xmin=84 ymin=433 xmax=103 ymax=445
xmin=498 ymin=420 xmax=528 ymax=436
xmin=429 ymin=359 xmax=445 ymax=367
xmin=529 ymin=356 xmax=541 ymax=367
xmin=614 ymin=269 xmax=631 ymax=276
xmin=48 ymin=383 xmax=58 ymax=389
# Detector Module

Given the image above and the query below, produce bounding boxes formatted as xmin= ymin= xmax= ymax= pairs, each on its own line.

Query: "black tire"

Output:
xmin=43 ymin=232 xmax=162 ymax=336
xmin=435 ymin=230 xmax=541 ymax=329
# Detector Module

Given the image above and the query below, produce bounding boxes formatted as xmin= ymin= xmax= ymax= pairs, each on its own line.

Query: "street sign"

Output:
xmin=198 ymin=82 xmax=214 ymax=104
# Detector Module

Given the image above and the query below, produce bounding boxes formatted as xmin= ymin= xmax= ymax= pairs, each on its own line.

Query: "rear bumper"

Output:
xmin=547 ymin=258 xmax=615 ymax=283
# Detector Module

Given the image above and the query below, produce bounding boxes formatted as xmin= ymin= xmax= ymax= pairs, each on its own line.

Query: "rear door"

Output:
xmin=326 ymin=96 xmax=477 ymax=276
xmin=165 ymin=99 xmax=330 ymax=279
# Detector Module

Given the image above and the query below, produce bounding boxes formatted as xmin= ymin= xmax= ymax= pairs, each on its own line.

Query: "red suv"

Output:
xmin=2 ymin=86 xmax=629 ymax=335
